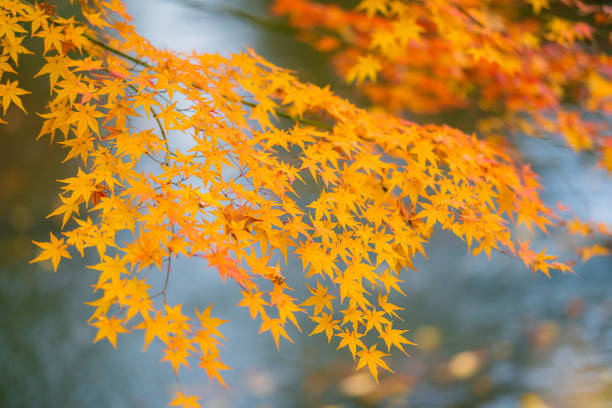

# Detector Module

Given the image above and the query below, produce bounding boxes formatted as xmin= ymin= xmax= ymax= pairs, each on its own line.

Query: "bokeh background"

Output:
xmin=1 ymin=1 xmax=612 ymax=407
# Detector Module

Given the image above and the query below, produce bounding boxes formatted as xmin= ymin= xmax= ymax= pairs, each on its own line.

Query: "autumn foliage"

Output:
xmin=1 ymin=0 xmax=611 ymax=405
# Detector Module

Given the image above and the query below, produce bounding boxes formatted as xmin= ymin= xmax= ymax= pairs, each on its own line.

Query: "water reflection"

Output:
xmin=1 ymin=1 xmax=611 ymax=407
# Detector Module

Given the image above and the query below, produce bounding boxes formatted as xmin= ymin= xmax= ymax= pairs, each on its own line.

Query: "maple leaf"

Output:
xmin=270 ymin=284 xmax=304 ymax=331
xmin=356 ymin=344 xmax=393 ymax=383
xmin=363 ymin=307 xmax=390 ymax=334
xmin=205 ymin=249 xmax=250 ymax=286
xmin=346 ymin=55 xmax=382 ymax=84
xmin=195 ymin=304 xmax=228 ymax=339
xmin=378 ymin=270 xmax=406 ymax=296
xmin=308 ymin=312 xmax=340 ymax=342
xmin=259 ymin=317 xmax=293 ymax=350
xmin=379 ymin=323 xmax=416 ymax=354
xmin=377 ymin=293 xmax=404 ymax=319
xmin=393 ymin=17 xmax=423 ymax=46
xmin=356 ymin=0 xmax=388 ymax=17
xmin=35 ymin=55 xmax=72 ymax=90
xmin=529 ymin=0 xmax=550 ymax=15
xmin=25 ymin=6 xmax=50 ymax=35
xmin=199 ymin=350 xmax=232 ymax=387
xmin=162 ymin=334 xmax=193 ymax=373
xmin=90 ymin=315 xmax=129 ymax=348
xmin=336 ymin=328 xmax=365 ymax=360
xmin=169 ymin=392 xmax=201 ymax=408
xmin=370 ymin=29 xmax=397 ymax=56
xmin=58 ymin=167 xmax=96 ymax=204
xmin=83 ymin=11 xmax=111 ymax=28
xmin=301 ymin=280 xmax=335 ymax=316
xmin=532 ymin=249 xmax=558 ymax=278
xmin=37 ymin=23 xmax=64 ymax=54
xmin=134 ymin=312 xmax=173 ymax=350
xmin=157 ymin=101 xmax=183 ymax=131
xmin=131 ymin=91 xmax=161 ymax=118
xmin=340 ymin=305 xmax=365 ymax=330
xmin=2 ymin=31 xmax=33 ymax=64
xmin=0 ymin=79 xmax=30 ymax=114
xmin=88 ymin=254 xmax=128 ymax=286
xmin=238 ymin=289 xmax=268 ymax=319
xmin=577 ymin=244 xmax=610 ymax=262
xmin=0 ymin=55 xmax=16 ymax=76
xmin=47 ymin=194 xmax=81 ymax=228
xmin=30 ymin=232 xmax=71 ymax=271
xmin=166 ymin=304 xmax=191 ymax=333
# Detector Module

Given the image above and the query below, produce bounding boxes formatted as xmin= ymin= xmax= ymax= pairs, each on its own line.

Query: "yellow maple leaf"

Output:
xmin=0 ymin=79 xmax=30 ymax=114
xmin=30 ymin=232 xmax=71 ymax=271
xmin=301 ymin=280 xmax=335 ymax=316
xmin=259 ymin=317 xmax=293 ymax=350
xmin=577 ymin=244 xmax=610 ymax=262
xmin=356 ymin=0 xmax=389 ymax=17
xmin=169 ymin=392 xmax=201 ymax=408
xmin=356 ymin=344 xmax=393 ymax=383
xmin=199 ymin=350 xmax=232 ymax=387
xmin=336 ymin=328 xmax=365 ymax=360
xmin=346 ymin=55 xmax=382 ymax=84
xmin=90 ymin=315 xmax=129 ymax=348
xmin=238 ymin=289 xmax=268 ymax=319
xmin=529 ymin=0 xmax=550 ymax=14
xmin=308 ymin=312 xmax=340 ymax=342
xmin=378 ymin=323 xmax=416 ymax=354
xmin=162 ymin=335 xmax=193 ymax=373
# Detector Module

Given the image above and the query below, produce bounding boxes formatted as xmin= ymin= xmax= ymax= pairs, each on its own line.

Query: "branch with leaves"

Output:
xmin=1 ymin=0 xmax=610 ymax=406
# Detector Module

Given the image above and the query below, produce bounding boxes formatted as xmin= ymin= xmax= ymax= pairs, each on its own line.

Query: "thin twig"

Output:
xmin=162 ymin=251 xmax=171 ymax=304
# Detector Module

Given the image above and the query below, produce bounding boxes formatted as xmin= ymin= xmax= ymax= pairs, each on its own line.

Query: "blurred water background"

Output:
xmin=1 ymin=1 xmax=611 ymax=407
